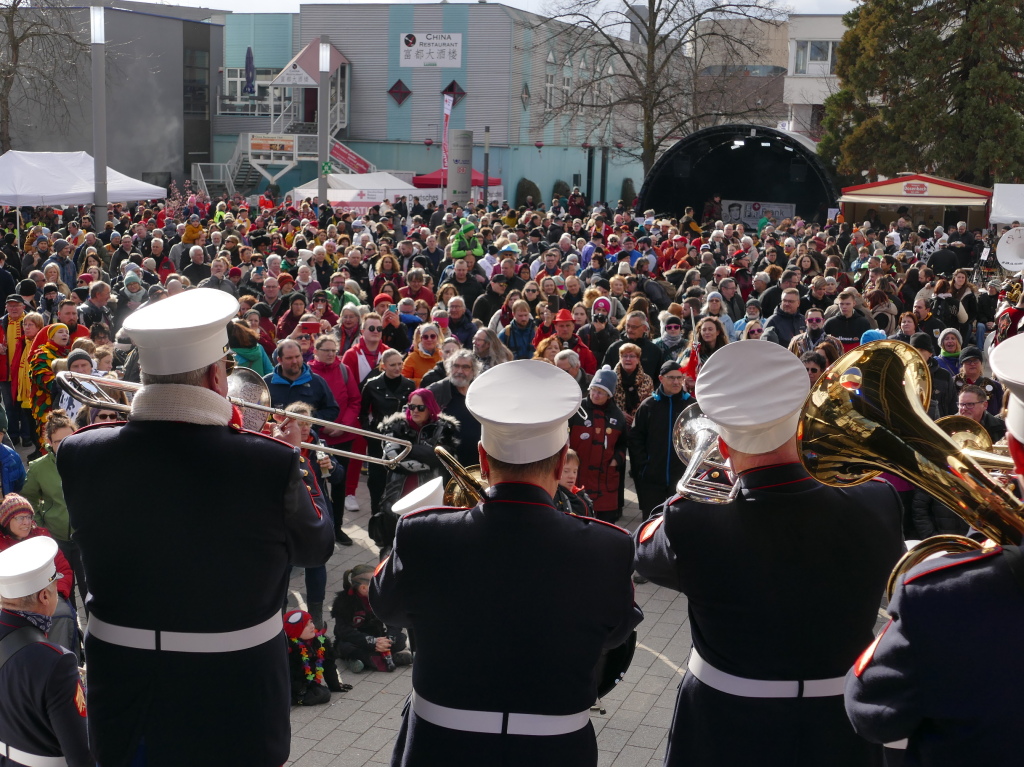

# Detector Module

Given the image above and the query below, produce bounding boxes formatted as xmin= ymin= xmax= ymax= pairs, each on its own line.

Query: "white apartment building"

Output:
xmin=782 ymin=14 xmax=844 ymax=140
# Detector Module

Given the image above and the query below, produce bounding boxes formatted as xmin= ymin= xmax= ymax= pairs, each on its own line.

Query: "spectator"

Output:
xmin=613 ymin=343 xmax=654 ymax=427
xmin=911 ymin=488 xmax=968 ymax=540
xmin=603 ymin=310 xmax=664 ymax=380
xmin=913 ymin=297 xmax=945 ymax=341
xmin=956 ymin=383 xmax=1006 ymax=443
xmin=227 ymin=320 xmax=273 ymax=376
xmin=628 ymin=360 xmax=691 ymax=522
xmin=283 ymin=609 xmax=348 ymax=706
xmin=569 ymin=366 xmax=627 ymax=522
xmin=554 ymin=349 xmax=589 ymax=393
xmin=263 ymin=339 xmax=339 ymax=423
xmin=699 ymin=291 xmax=736 ymax=341
xmin=402 ymin=323 xmax=443 ymax=385
xmin=331 ymin=565 xmax=411 ymax=673
xmin=308 ymin=334 xmax=363 ymax=538
xmin=472 ymin=327 xmax=512 ymax=372
xmin=342 ymin=313 xmax=391 ymax=388
xmin=277 ymin=293 xmax=308 ymax=339
xmin=787 ymin=307 xmax=843 ymax=357
xmin=823 ymin=289 xmax=874 ymax=352
xmin=446 ymin=295 xmax=476 ymax=348
xmin=421 ymin=336 xmax=462 ymax=389
xmin=426 ymin=350 xmax=482 ymax=468
xmin=763 ymin=288 xmax=806 ymax=347
xmin=935 ymin=328 xmax=963 ymax=377
xmin=954 ymin=346 xmax=1003 ymax=416
xmin=497 ymin=299 xmax=536 ymax=360
xmin=910 ymin=332 xmax=956 ymax=419
xmin=360 ymin=349 xmax=415 ymax=517
xmin=577 ymin=297 xmax=617 ymax=364
xmin=889 ymin=311 xmax=919 ymax=343
xmin=375 ymin=388 xmax=460 ymax=547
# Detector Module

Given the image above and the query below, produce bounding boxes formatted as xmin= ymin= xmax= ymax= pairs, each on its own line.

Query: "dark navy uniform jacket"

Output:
xmin=846 ymin=545 xmax=1024 ymax=767
xmin=0 ymin=610 xmax=90 ymax=767
xmin=59 ymin=419 xmax=334 ymax=767
xmin=634 ymin=462 xmax=904 ymax=767
xmin=370 ymin=481 xmax=643 ymax=767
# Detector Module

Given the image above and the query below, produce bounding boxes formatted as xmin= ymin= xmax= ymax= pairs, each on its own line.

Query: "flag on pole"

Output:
xmin=441 ymin=94 xmax=453 ymax=176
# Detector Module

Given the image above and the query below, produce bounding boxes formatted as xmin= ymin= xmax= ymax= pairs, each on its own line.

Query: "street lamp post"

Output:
xmin=318 ymin=36 xmax=330 ymax=213
xmin=91 ymin=2 xmax=107 ymax=224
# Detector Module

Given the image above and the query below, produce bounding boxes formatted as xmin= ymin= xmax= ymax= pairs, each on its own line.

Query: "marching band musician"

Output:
xmin=845 ymin=331 xmax=1024 ymax=766
xmin=58 ymin=289 xmax=334 ymax=767
xmin=634 ymin=340 xmax=903 ymax=766
xmin=371 ymin=360 xmax=643 ymax=767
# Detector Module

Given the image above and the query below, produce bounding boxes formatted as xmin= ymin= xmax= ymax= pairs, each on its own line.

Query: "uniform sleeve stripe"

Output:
xmin=853 ymin=620 xmax=891 ymax=677
xmin=374 ymin=556 xmax=390 ymax=577
xmin=639 ymin=516 xmax=664 ymax=543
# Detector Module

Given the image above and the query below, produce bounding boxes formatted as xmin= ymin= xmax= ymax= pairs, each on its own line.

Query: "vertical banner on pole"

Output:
xmin=442 ymin=95 xmax=453 ymax=172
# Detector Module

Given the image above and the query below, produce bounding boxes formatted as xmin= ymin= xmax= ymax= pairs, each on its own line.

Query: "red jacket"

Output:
xmin=0 ymin=527 xmax=73 ymax=600
xmin=308 ymin=357 xmax=362 ymax=445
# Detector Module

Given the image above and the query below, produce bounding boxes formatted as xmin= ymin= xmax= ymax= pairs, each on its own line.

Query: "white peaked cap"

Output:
xmin=123 ymin=289 xmax=239 ymax=376
xmin=393 ymin=477 xmax=446 ymax=516
xmin=466 ymin=360 xmax=582 ymax=464
xmin=694 ymin=340 xmax=810 ymax=454
xmin=0 ymin=537 xmax=63 ymax=599
xmin=990 ymin=334 xmax=1024 ymax=443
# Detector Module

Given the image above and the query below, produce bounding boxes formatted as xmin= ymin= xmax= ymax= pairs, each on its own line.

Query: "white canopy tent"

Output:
xmin=0 ymin=150 xmax=166 ymax=206
xmin=991 ymin=184 xmax=1024 ymax=226
xmin=290 ymin=172 xmax=418 ymax=212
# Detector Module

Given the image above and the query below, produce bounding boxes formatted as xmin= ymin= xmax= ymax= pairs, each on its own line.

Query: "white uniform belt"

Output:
xmin=0 ymin=740 xmax=66 ymax=767
xmin=687 ymin=648 xmax=846 ymax=698
xmin=410 ymin=691 xmax=591 ymax=736
xmin=86 ymin=613 xmax=281 ymax=653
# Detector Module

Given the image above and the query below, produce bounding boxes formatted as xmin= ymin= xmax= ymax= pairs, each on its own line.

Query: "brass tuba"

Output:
xmin=671 ymin=402 xmax=737 ymax=503
xmin=798 ymin=340 xmax=1024 ymax=597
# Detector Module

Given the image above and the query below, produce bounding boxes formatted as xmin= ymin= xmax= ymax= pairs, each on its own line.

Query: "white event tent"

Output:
xmin=0 ymin=150 xmax=166 ymax=206
xmin=290 ymin=172 xmax=418 ymax=211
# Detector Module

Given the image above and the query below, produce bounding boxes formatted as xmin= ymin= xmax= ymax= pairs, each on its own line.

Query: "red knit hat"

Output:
xmin=0 ymin=494 xmax=33 ymax=529
xmin=283 ymin=609 xmax=312 ymax=640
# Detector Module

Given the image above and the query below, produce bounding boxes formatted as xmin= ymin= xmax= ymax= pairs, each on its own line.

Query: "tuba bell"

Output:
xmin=798 ymin=339 xmax=1024 ymax=596
xmin=434 ymin=446 xmax=489 ymax=507
xmin=671 ymin=402 xmax=737 ymax=503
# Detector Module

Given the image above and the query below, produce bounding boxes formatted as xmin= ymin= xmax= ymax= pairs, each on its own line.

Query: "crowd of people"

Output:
xmin=1 ymin=189 xmax=1024 ymax=764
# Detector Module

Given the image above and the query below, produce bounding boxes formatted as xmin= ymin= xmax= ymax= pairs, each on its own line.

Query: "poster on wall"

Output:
xmin=721 ymin=199 xmax=796 ymax=229
xmin=400 ymin=33 xmax=462 ymax=68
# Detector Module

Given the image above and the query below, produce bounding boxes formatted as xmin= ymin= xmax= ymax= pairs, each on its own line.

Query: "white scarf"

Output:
xmin=130 ymin=384 xmax=232 ymax=426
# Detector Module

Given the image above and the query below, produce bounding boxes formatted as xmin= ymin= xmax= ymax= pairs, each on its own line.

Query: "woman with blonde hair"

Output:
xmin=614 ymin=342 xmax=654 ymax=426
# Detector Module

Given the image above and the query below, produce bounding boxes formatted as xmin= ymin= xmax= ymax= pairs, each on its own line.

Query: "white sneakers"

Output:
xmin=344 ymin=495 xmax=360 ymax=512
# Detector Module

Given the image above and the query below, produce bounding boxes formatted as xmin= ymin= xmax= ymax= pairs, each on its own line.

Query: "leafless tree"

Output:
xmin=0 ymin=0 xmax=89 ymax=153
xmin=542 ymin=0 xmax=787 ymax=174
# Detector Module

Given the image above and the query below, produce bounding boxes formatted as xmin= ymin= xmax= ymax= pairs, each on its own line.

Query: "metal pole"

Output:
xmin=318 ymin=36 xmax=330 ymax=215
xmin=91 ymin=2 xmax=107 ymax=225
xmin=482 ymin=125 xmax=490 ymax=211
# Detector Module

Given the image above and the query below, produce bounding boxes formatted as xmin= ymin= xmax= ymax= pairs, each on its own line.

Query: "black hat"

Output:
xmin=72 ymin=287 xmax=89 ymax=302
xmin=5 ymin=294 xmax=26 ymax=306
xmin=490 ymin=274 xmax=508 ymax=284
xmin=659 ymin=359 xmax=682 ymax=376
xmin=251 ymin=302 xmax=273 ymax=319
xmin=594 ymin=278 xmax=611 ymax=290
xmin=959 ymin=345 xmax=983 ymax=363
xmin=909 ymin=332 xmax=934 ymax=353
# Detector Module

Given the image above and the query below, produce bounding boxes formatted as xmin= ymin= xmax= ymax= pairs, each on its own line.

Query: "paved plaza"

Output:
xmin=283 ymin=478 xmax=688 ymax=767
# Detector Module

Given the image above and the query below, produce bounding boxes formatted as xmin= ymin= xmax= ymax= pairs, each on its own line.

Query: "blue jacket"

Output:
xmin=0 ymin=442 xmax=26 ymax=496
xmin=498 ymin=320 xmax=537 ymax=360
xmin=264 ymin=364 xmax=339 ymax=423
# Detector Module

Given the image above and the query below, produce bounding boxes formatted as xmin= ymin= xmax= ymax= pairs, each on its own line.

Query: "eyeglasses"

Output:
xmin=421 ymin=333 xmax=437 ymax=339
xmin=748 ymin=328 xmax=763 ymax=335
xmin=9 ymin=513 xmax=33 ymax=524
xmin=94 ymin=413 xmax=120 ymax=421
xmin=524 ymin=288 xmax=539 ymax=293
xmin=958 ymin=400 xmax=985 ymax=409
xmin=318 ymin=347 xmax=338 ymax=354
xmin=620 ymin=353 xmax=639 ymax=359
xmin=405 ymin=404 xmax=427 ymax=412
xmin=295 ymin=334 xmax=311 ymax=340
xmin=806 ymin=318 xmax=823 ymax=324
xmin=365 ymin=325 xmax=383 ymax=332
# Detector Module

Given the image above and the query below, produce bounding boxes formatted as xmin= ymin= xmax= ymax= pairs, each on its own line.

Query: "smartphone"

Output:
xmin=300 ymin=321 xmax=321 ymax=335
xmin=388 ymin=303 xmax=398 ymax=313
xmin=255 ymin=265 xmax=266 ymax=274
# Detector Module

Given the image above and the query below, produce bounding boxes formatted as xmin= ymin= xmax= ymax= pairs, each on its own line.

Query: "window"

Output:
xmin=388 ymin=79 xmax=412 ymax=105
xmin=183 ymin=48 xmax=210 ymax=118
xmin=793 ymin=40 xmax=837 ymax=76
xmin=544 ymin=73 xmax=556 ymax=110
xmin=441 ymin=80 xmax=466 ymax=107
xmin=562 ymin=75 xmax=571 ymax=107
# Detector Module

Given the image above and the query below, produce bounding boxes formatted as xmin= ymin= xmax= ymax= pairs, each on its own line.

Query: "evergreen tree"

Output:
xmin=819 ymin=0 xmax=1024 ymax=186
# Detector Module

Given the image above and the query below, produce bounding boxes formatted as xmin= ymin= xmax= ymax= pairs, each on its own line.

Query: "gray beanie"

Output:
xmin=65 ymin=348 xmax=93 ymax=369
xmin=590 ymin=365 xmax=617 ymax=396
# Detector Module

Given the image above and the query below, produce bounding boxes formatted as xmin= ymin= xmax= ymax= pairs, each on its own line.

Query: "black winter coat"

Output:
xmin=911 ymin=490 xmax=969 ymax=540
xmin=360 ymin=372 xmax=416 ymax=430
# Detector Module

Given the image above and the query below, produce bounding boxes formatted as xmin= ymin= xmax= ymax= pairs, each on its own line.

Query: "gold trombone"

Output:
xmin=55 ymin=368 xmax=413 ymax=469
xmin=798 ymin=339 xmax=1024 ymax=598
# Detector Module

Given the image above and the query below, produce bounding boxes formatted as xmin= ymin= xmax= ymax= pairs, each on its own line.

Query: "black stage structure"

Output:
xmin=638 ymin=124 xmax=838 ymax=223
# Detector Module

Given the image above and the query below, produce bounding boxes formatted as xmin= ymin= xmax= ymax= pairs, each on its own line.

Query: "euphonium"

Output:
xmin=798 ymin=340 xmax=1024 ymax=596
xmin=671 ymin=402 xmax=737 ymax=503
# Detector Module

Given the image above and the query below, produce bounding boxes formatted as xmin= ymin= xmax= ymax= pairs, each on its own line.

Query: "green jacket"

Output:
xmin=451 ymin=234 xmax=484 ymax=260
xmin=23 ymin=452 xmax=71 ymax=541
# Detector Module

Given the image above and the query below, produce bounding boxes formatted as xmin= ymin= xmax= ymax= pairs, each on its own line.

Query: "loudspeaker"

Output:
xmin=790 ymin=162 xmax=807 ymax=183
xmin=572 ymin=173 xmax=582 ymax=187
xmin=673 ymin=156 xmax=692 ymax=179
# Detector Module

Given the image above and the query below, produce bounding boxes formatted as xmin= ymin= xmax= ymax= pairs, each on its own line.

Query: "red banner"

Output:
xmin=329 ymin=141 xmax=372 ymax=174
xmin=441 ymin=94 xmax=453 ymax=172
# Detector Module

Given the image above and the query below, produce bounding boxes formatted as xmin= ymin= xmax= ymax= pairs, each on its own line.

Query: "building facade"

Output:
xmin=782 ymin=14 xmax=844 ymax=140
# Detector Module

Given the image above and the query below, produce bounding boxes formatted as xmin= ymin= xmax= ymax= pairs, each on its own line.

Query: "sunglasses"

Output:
xmin=749 ymin=328 xmax=763 ymax=335
xmin=365 ymin=325 xmax=383 ymax=332
xmin=95 ymin=413 xmax=120 ymax=421
xmin=406 ymin=404 xmax=427 ymax=412
xmin=295 ymin=334 xmax=311 ymax=340
xmin=806 ymin=318 xmax=823 ymax=324
xmin=421 ymin=333 xmax=437 ymax=339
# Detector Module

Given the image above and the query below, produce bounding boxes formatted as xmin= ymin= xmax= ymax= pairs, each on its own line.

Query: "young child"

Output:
xmin=284 ymin=609 xmax=350 ymax=706
xmin=554 ymin=448 xmax=594 ymax=517
xmin=331 ymin=565 xmax=412 ymax=672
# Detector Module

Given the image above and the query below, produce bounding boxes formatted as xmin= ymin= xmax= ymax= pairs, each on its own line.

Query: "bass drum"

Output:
xmin=595 ymin=630 xmax=637 ymax=698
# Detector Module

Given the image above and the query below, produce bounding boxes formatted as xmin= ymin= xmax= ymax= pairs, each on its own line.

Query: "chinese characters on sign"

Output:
xmin=400 ymin=33 xmax=462 ymax=68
